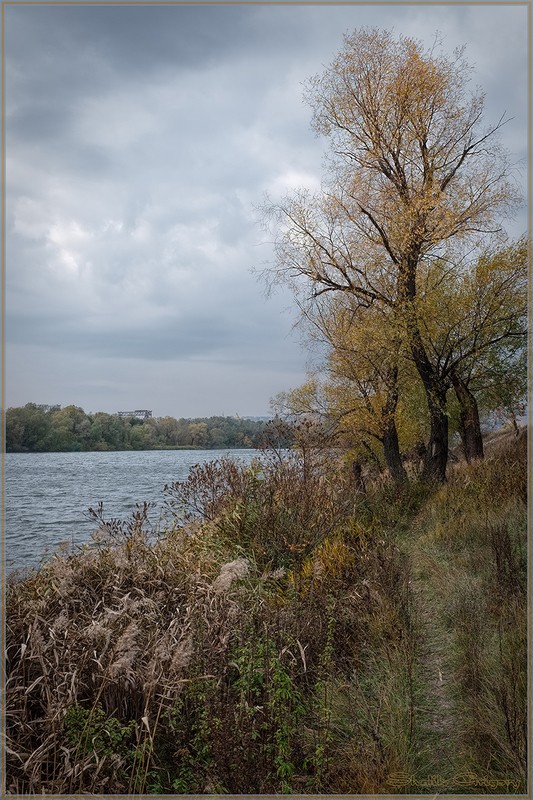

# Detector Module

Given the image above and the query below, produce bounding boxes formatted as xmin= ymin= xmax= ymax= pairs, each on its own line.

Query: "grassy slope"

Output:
xmin=404 ymin=428 xmax=528 ymax=794
xmin=5 ymin=432 xmax=528 ymax=795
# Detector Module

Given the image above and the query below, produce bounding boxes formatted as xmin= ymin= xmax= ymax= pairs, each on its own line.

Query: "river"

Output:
xmin=4 ymin=449 xmax=260 ymax=574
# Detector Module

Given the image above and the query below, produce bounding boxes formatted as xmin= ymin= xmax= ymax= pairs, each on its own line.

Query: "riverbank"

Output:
xmin=5 ymin=433 xmax=527 ymax=794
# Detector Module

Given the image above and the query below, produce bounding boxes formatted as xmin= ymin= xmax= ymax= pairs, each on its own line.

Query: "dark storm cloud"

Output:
xmin=7 ymin=6 xmax=261 ymax=175
xmin=7 ymin=5 xmax=250 ymax=74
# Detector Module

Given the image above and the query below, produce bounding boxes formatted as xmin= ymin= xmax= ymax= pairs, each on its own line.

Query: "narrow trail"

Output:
xmin=405 ymin=521 xmax=459 ymax=790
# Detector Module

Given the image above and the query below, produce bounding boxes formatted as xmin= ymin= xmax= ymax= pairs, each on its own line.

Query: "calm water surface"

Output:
xmin=5 ymin=449 xmax=259 ymax=573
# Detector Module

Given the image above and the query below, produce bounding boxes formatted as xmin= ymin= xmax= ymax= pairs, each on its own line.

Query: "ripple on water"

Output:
xmin=5 ymin=449 xmax=261 ymax=572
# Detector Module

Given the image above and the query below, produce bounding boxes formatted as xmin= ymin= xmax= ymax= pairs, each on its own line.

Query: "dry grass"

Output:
xmin=407 ymin=428 xmax=528 ymax=793
xmin=5 ymin=433 xmax=527 ymax=794
xmin=6 ymin=449 xmax=418 ymax=794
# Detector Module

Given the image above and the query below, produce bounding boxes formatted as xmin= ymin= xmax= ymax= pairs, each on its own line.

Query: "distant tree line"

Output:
xmin=5 ymin=404 xmax=289 ymax=453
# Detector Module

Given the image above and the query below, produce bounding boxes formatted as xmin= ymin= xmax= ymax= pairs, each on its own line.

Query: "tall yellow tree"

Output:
xmin=264 ymin=29 xmax=519 ymax=481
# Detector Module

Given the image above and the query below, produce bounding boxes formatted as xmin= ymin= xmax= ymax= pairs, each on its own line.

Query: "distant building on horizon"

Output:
xmin=116 ymin=409 xmax=153 ymax=420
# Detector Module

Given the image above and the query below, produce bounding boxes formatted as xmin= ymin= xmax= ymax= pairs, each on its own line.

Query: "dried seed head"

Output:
xmin=212 ymin=558 xmax=250 ymax=594
xmin=170 ymin=636 xmax=193 ymax=674
xmin=108 ymin=622 xmax=140 ymax=678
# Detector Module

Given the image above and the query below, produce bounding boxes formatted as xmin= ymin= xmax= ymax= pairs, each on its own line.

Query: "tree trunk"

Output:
xmin=352 ymin=460 xmax=366 ymax=495
xmin=400 ymin=289 xmax=449 ymax=483
xmin=380 ymin=364 xmax=408 ymax=487
xmin=451 ymin=369 xmax=484 ymax=462
xmin=422 ymin=392 xmax=449 ymax=483
xmin=382 ymin=420 xmax=408 ymax=487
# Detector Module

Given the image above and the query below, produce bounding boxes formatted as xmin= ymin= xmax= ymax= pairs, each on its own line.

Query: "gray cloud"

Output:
xmin=6 ymin=4 xmax=528 ymax=417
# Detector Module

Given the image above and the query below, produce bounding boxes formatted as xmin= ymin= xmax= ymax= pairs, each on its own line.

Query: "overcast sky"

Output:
xmin=5 ymin=3 xmax=528 ymax=418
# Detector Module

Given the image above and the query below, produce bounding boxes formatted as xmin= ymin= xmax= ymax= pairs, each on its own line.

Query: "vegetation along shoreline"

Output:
xmin=5 ymin=426 xmax=527 ymax=793
xmin=5 ymin=405 xmax=292 ymax=453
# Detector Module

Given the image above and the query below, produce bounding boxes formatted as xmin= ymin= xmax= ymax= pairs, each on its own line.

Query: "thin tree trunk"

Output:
xmin=450 ymin=369 xmax=484 ymax=462
xmin=380 ymin=364 xmax=408 ymax=487
xmin=382 ymin=421 xmax=408 ymax=487
xmin=352 ymin=460 xmax=366 ymax=494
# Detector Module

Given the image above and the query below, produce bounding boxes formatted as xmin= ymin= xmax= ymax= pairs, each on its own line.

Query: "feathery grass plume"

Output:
xmin=108 ymin=622 xmax=141 ymax=680
xmin=169 ymin=635 xmax=194 ymax=675
xmin=212 ymin=557 xmax=250 ymax=593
